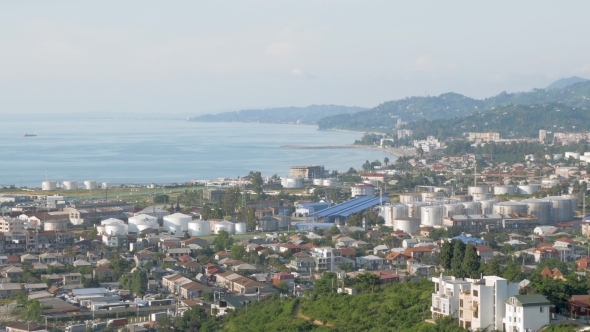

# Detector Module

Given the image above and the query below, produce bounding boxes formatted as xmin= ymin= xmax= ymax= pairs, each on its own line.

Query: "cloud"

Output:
xmin=291 ymin=68 xmax=315 ymax=78
xmin=411 ymin=55 xmax=438 ymax=72
xmin=266 ymin=42 xmax=296 ymax=56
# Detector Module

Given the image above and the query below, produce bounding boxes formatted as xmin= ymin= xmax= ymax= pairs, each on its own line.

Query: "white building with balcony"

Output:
xmin=503 ymin=294 xmax=550 ymax=332
xmin=431 ymin=275 xmax=472 ymax=319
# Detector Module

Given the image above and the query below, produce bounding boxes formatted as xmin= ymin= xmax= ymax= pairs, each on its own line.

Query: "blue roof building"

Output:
xmin=452 ymin=235 xmax=488 ymax=246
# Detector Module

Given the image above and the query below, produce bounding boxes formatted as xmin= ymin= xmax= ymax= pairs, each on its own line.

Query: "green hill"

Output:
xmin=403 ymin=103 xmax=590 ymax=140
xmin=546 ymin=76 xmax=589 ymax=90
xmin=317 ymin=81 xmax=590 ymax=132
xmin=189 ymin=104 xmax=367 ymax=125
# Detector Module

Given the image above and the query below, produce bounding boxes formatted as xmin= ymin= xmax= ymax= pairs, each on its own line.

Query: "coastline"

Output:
xmin=281 ymin=144 xmax=410 ymax=157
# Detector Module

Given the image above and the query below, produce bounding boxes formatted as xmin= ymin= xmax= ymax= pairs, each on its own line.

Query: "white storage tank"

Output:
xmin=168 ymin=225 xmax=182 ymax=235
xmin=312 ymin=179 xmax=323 ymax=186
xmin=433 ymin=186 xmax=453 ymax=195
xmin=381 ymin=204 xmax=409 ymax=227
xmin=235 ymin=222 xmax=247 ymax=234
xmin=543 ymin=196 xmax=574 ymax=222
xmin=517 ymin=184 xmax=541 ymax=195
xmin=562 ymin=194 xmax=579 ymax=212
xmin=472 ymin=193 xmax=495 ymax=201
xmin=188 ymin=220 xmax=211 ymax=236
xmin=420 ymin=206 xmax=443 ymax=226
xmin=42 ymin=181 xmax=57 ymax=191
xmin=163 ymin=213 xmax=192 ymax=233
xmin=480 ymin=200 xmax=497 ymax=215
xmin=63 ymin=180 xmax=78 ymax=190
xmin=407 ymin=202 xmax=429 ymax=219
xmin=541 ymin=179 xmax=560 ymax=188
xmin=468 ymin=186 xmax=491 ymax=195
xmin=136 ymin=223 xmax=152 ymax=233
xmin=443 ymin=204 xmax=464 ymax=218
xmin=103 ymin=220 xmax=128 ymax=236
xmin=522 ymin=199 xmax=552 ymax=225
xmin=129 ymin=214 xmax=158 ymax=233
xmin=96 ymin=225 xmax=106 ymax=235
xmin=102 ymin=182 xmax=110 ymax=189
xmin=493 ymin=202 xmax=528 ymax=215
xmin=214 ymin=220 xmax=236 ymax=235
xmin=399 ymin=193 xmax=422 ymax=204
xmin=422 ymin=192 xmax=445 ymax=201
xmin=84 ymin=180 xmax=97 ymax=190
xmin=393 ymin=217 xmax=420 ymax=234
xmin=322 ymin=178 xmax=338 ymax=186
xmin=451 ymin=195 xmax=472 ymax=202
xmin=281 ymin=177 xmax=304 ymax=189
xmin=494 ymin=185 xmax=516 ymax=195
xmin=44 ymin=220 xmax=67 ymax=231
xmin=462 ymin=201 xmax=482 ymax=215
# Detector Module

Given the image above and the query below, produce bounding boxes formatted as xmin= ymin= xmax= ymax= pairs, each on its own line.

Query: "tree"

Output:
xmin=87 ymin=228 xmax=98 ymax=240
xmin=329 ymin=225 xmax=340 ymax=235
xmin=384 ymin=157 xmax=390 ymax=167
xmin=356 ymin=272 xmax=380 ymax=292
xmin=250 ymin=171 xmax=264 ymax=198
xmin=157 ymin=313 xmax=172 ymax=332
xmin=450 ymin=240 xmax=466 ymax=276
xmin=461 ymin=244 xmax=480 ymax=278
xmin=213 ymin=230 xmax=234 ymax=252
xmin=313 ymin=272 xmax=337 ymax=296
xmin=338 ymin=262 xmax=355 ymax=272
xmin=439 ymin=241 xmax=453 ymax=270
xmin=275 ymin=281 xmax=289 ymax=294
xmin=223 ymin=188 xmax=238 ymax=216
xmin=484 ymin=256 xmax=503 ymax=276
xmin=131 ymin=268 xmax=148 ymax=297
xmin=230 ymin=244 xmax=246 ymax=260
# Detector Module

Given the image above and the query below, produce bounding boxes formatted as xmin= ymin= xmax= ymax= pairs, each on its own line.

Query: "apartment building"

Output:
xmin=503 ymin=294 xmax=550 ymax=332
xmin=0 ymin=218 xmax=25 ymax=232
xmin=431 ymin=275 xmax=473 ymax=319
xmin=311 ymin=247 xmax=342 ymax=272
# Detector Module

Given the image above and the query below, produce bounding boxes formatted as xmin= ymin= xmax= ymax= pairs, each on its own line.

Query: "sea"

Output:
xmin=0 ymin=117 xmax=393 ymax=187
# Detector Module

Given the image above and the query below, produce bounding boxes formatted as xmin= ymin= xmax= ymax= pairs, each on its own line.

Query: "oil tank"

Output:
xmin=102 ymin=182 xmax=110 ymax=189
xmin=42 ymin=181 xmax=57 ymax=191
xmin=480 ymin=200 xmax=497 ymax=214
xmin=433 ymin=186 xmax=453 ymax=195
xmin=451 ymin=195 xmax=473 ymax=202
xmin=407 ymin=202 xmax=429 ymax=219
xmin=235 ymin=222 xmax=247 ymax=234
xmin=44 ymin=220 xmax=67 ymax=231
xmin=420 ymin=206 xmax=443 ymax=226
xmin=164 ymin=213 xmax=192 ymax=233
xmin=543 ymin=196 xmax=574 ymax=222
xmin=493 ymin=202 xmax=528 ymax=215
xmin=381 ymin=204 xmax=409 ymax=227
xmin=281 ymin=177 xmax=304 ymax=189
xmin=462 ymin=201 xmax=482 ymax=215
xmin=188 ymin=220 xmax=211 ymax=236
xmin=84 ymin=180 xmax=97 ymax=190
xmin=443 ymin=204 xmax=464 ymax=218
xmin=129 ymin=214 xmax=158 ymax=233
xmin=522 ymin=199 xmax=552 ymax=225
xmin=214 ymin=220 xmax=236 ymax=235
xmin=258 ymin=218 xmax=279 ymax=232
xmin=96 ymin=225 xmax=106 ymax=235
xmin=322 ymin=178 xmax=338 ymax=186
xmin=517 ymin=184 xmax=541 ymax=195
xmin=312 ymin=179 xmax=323 ymax=186
xmin=468 ymin=186 xmax=492 ymax=195
xmin=493 ymin=185 xmax=516 ymax=195
xmin=562 ymin=194 xmax=579 ymax=212
xmin=422 ymin=192 xmax=445 ymax=201
xmin=399 ymin=193 xmax=422 ymax=204
xmin=541 ymin=179 xmax=560 ymax=188
xmin=62 ymin=180 xmax=78 ymax=190
xmin=393 ymin=217 xmax=420 ymax=234
xmin=472 ymin=193 xmax=495 ymax=201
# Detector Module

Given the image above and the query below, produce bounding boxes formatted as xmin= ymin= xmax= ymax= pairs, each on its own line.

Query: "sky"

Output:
xmin=1 ymin=1 xmax=590 ymax=116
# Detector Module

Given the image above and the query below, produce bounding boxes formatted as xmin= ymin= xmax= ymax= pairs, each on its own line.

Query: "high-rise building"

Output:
xmin=539 ymin=130 xmax=547 ymax=143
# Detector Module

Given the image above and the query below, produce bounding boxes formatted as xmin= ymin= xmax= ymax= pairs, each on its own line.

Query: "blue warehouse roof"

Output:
xmin=309 ymin=196 xmax=390 ymax=218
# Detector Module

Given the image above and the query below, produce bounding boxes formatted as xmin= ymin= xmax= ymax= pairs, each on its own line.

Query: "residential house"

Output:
xmin=476 ymin=246 xmax=494 ymax=264
xmin=568 ymin=295 xmax=590 ymax=316
xmin=540 ymin=266 xmax=565 ymax=280
xmin=311 ymin=247 xmax=343 ymax=272
xmin=576 ymin=257 xmax=590 ymax=271
xmin=3 ymin=267 xmax=23 ymax=279
xmin=167 ymin=248 xmax=191 ymax=259
xmin=5 ymin=322 xmax=45 ymax=332
xmin=431 ymin=275 xmax=473 ymax=319
xmin=385 ymin=252 xmax=408 ymax=265
xmin=272 ymin=272 xmax=295 ymax=289
xmin=179 ymin=281 xmax=212 ymax=299
xmin=73 ymin=259 xmax=92 ymax=268
xmin=162 ymin=274 xmax=194 ymax=293
xmin=211 ymin=295 xmax=250 ymax=317
xmin=503 ymin=294 xmax=550 ymax=332
xmin=0 ymin=283 xmax=22 ymax=298
xmin=356 ymin=255 xmax=384 ymax=270
xmin=93 ymin=266 xmax=113 ymax=281
xmin=231 ymin=276 xmax=269 ymax=295
xmin=407 ymin=262 xmax=434 ymax=277
xmin=38 ymin=253 xmax=58 ymax=264
xmin=404 ymin=246 xmax=434 ymax=262
xmin=373 ymin=245 xmax=390 ymax=255
xmin=135 ymin=249 xmax=157 ymax=267
xmin=287 ymin=254 xmax=316 ymax=275
xmin=181 ymin=237 xmax=208 ymax=249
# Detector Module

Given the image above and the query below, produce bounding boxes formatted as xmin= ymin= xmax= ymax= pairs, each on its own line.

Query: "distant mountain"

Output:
xmin=317 ymin=81 xmax=590 ymax=132
xmin=188 ymin=104 xmax=367 ymax=125
xmin=403 ymin=103 xmax=590 ymax=140
xmin=546 ymin=76 xmax=589 ymax=90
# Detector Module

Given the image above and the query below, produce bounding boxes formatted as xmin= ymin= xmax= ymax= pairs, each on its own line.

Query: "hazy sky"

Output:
xmin=2 ymin=1 xmax=590 ymax=116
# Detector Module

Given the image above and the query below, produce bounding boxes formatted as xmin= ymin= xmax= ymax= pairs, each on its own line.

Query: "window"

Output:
xmin=473 ymin=290 xmax=478 ymax=297
xmin=460 ymin=299 xmax=463 ymax=307
xmin=540 ymin=307 xmax=544 ymax=313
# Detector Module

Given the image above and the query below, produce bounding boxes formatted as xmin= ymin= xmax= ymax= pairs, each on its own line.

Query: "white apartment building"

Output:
xmin=312 ymin=247 xmax=342 ymax=272
xmin=0 ymin=218 xmax=25 ymax=232
xmin=431 ymin=275 xmax=473 ymax=319
xmin=458 ymin=276 xmax=519 ymax=331
xmin=503 ymin=294 xmax=550 ymax=332
xmin=351 ymin=184 xmax=375 ymax=197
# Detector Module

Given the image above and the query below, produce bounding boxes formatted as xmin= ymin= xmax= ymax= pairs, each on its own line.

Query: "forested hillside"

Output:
xmin=189 ymin=105 xmax=366 ymax=125
xmin=402 ymin=103 xmax=590 ymax=140
xmin=317 ymin=81 xmax=590 ymax=132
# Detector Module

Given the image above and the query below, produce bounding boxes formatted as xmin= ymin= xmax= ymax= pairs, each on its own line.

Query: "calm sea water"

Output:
xmin=0 ymin=118 xmax=392 ymax=187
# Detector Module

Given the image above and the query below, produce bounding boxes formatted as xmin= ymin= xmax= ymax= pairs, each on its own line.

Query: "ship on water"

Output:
xmin=22 ymin=133 xmax=37 ymax=137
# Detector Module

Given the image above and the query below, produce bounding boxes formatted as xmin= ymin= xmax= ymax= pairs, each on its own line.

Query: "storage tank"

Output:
xmin=188 ymin=220 xmax=211 ymax=236
xmin=420 ymin=206 xmax=443 ymax=226
xmin=163 ymin=213 xmax=192 ymax=233
xmin=281 ymin=177 xmax=304 ymax=189
xmin=136 ymin=223 xmax=151 ymax=233
xmin=480 ymin=200 xmax=497 ymax=214
xmin=235 ymin=222 xmax=247 ymax=234
xmin=168 ymin=225 xmax=182 ymax=235
xmin=451 ymin=195 xmax=473 ymax=202
xmin=541 ymin=179 xmax=560 ymax=188
xmin=518 ymin=184 xmax=541 ymax=195
xmin=393 ymin=217 xmax=420 ymax=234
xmin=312 ymin=179 xmax=323 ymax=186
xmin=494 ymin=185 xmax=516 ymax=195
xmin=63 ymin=180 xmax=78 ymax=190
xmin=399 ymin=193 xmax=422 ymax=204
xmin=462 ymin=201 xmax=482 ymax=215
xmin=472 ymin=193 xmax=495 ymax=201
xmin=322 ymin=178 xmax=338 ymax=186
xmin=44 ymin=220 xmax=67 ymax=231
xmin=129 ymin=214 xmax=158 ymax=230
xmin=214 ymin=220 xmax=236 ymax=235
xmin=422 ymin=192 xmax=445 ymax=201
xmin=493 ymin=202 xmax=528 ymax=215
xmin=543 ymin=196 xmax=574 ymax=222
xmin=433 ymin=186 xmax=453 ymax=195
xmin=381 ymin=204 xmax=409 ymax=227
xmin=258 ymin=218 xmax=279 ymax=232
xmin=468 ymin=186 xmax=491 ymax=195
xmin=42 ymin=181 xmax=57 ymax=191
xmin=102 ymin=182 xmax=110 ymax=189
xmin=84 ymin=180 xmax=97 ymax=190
xmin=96 ymin=225 xmax=106 ymax=235
xmin=407 ymin=202 xmax=429 ymax=219
xmin=562 ymin=194 xmax=579 ymax=212
xmin=104 ymin=223 xmax=127 ymax=236
xmin=522 ymin=199 xmax=552 ymax=225
xmin=443 ymin=204 xmax=464 ymax=218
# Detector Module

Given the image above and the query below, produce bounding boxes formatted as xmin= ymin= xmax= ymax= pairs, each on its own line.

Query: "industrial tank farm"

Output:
xmin=493 ymin=202 xmax=528 ymax=215
xmin=521 ymin=199 xmax=552 ymax=225
xmin=128 ymin=214 xmax=159 ymax=233
xmin=420 ymin=206 xmax=443 ymax=227
xmin=188 ymin=220 xmax=211 ymax=236
xmin=543 ymin=196 xmax=574 ymax=223
xmin=163 ymin=213 xmax=192 ymax=233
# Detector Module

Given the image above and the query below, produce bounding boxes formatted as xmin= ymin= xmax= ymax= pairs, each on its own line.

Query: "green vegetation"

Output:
xmin=317 ymin=81 xmax=590 ymax=132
